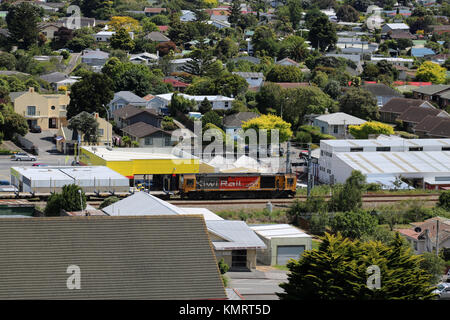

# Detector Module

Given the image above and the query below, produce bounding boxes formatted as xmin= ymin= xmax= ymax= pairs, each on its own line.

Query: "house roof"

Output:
xmin=384 ymin=23 xmax=409 ymax=30
xmin=113 ymin=91 xmax=147 ymax=104
xmin=82 ymin=49 xmax=109 ymax=59
xmin=163 ymin=78 xmax=189 ymax=88
xmin=232 ymin=72 xmax=264 ymax=78
xmin=230 ymin=56 xmax=261 ymax=64
xmin=206 ymin=221 xmax=266 ymax=250
xmin=396 ymin=106 xmax=442 ymax=124
xmin=275 ymin=57 xmax=300 ymax=66
xmin=411 ymin=47 xmax=436 ymax=57
xmin=413 ymin=84 xmax=450 ymax=95
xmin=40 ymin=71 xmax=68 ymax=83
xmin=314 ymin=112 xmax=366 ymax=125
xmin=250 ymin=224 xmax=312 ymax=239
xmin=428 ymin=118 xmax=450 ymax=138
xmin=379 ymin=98 xmax=431 ymax=114
xmin=362 ymin=83 xmax=402 ymax=97
xmin=121 ymin=122 xmax=167 ymax=138
xmin=145 ymin=31 xmax=170 ymax=42
xmin=0 ymin=215 xmax=226 ymax=299
xmin=389 ymin=31 xmax=415 ymax=39
xmin=157 ymin=25 xmax=169 ymax=32
xmin=414 ymin=115 xmax=450 ymax=134
xmin=396 ymin=228 xmax=420 ymax=240
xmin=223 ymin=112 xmax=259 ymax=128
xmin=112 ymin=104 xmax=159 ymax=120
xmin=144 ymin=7 xmax=166 ymax=13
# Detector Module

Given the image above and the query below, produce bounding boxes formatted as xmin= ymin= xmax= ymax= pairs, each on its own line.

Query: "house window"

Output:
xmin=165 ymin=136 xmax=171 ymax=146
xmin=224 ymin=102 xmax=229 ymax=108
xmin=414 ymin=241 xmax=418 ymax=251
xmin=350 ymin=147 xmax=363 ymax=152
xmin=98 ymin=129 xmax=104 ymax=136
xmin=145 ymin=137 xmax=153 ymax=145
xmin=27 ymin=106 xmax=36 ymax=116
xmin=51 ymin=106 xmax=56 ymax=110
xmin=333 ymin=125 xmax=338 ymax=134
xmin=376 ymin=147 xmax=391 ymax=152
xmin=409 ymin=147 xmax=423 ymax=151
xmin=442 ymin=147 xmax=450 ymax=151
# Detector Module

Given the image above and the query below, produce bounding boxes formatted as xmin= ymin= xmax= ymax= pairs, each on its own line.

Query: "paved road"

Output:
xmin=228 ymin=268 xmax=288 ymax=300
xmin=63 ymin=52 xmax=81 ymax=75
xmin=24 ymin=130 xmax=59 ymax=155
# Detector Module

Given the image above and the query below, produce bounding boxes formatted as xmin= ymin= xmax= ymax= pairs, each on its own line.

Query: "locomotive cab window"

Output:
xmin=287 ymin=178 xmax=294 ymax=186
xmin=186 ymin=179 xmax=194 ymax=187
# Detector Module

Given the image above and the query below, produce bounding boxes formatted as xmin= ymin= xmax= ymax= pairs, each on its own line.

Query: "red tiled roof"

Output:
xmin=396 ymin=228 xmax=420 ymax=240
xmin=144 ymin=7 xmax=166 ymax=13
xmin=157 ymin=26 xmax=169 ymax=32
xmin=393 ymin=81 xmax=432 ymax=86
xmin=143 ymin=94 xmax=154 ymax=101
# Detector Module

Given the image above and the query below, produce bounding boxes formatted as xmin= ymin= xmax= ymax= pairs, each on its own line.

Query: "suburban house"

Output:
xmin=102 ymin=192 xmax=266 ymax=271
xmin=395 ymin=106 xmax=449 ymax=132
xmin=209 ymin=19 xmax=231 ymax=29
xmin=108 ymin=91 xmax=148 ymax=113
xmin=370 ymin=56 xmax=414 ymax=68
xmin=81 ymin=49 xmax=110 ymax=71
xmin=312 ymin=112 xmax=366 ymax=138
xmin=10 ymin=87 xmax=70 ymax=130
xmin=0 ymin=215 xmax=227 ymax=299
xmin=180 ymin=10 xmax=197 ymax=22
xmin=129 ymin=52 xmax=158 ymax=65
xmin=275 ymin=57 xmax=300 ymax=67
xmin=144 ymin=7 xmax=167 ymax=17
xmin=148 ymin=93 xmax=234 ymax=113
xmin=412 ymin=84 xmax=450 ymax=106
xmin=144 ymin=31 xmax=171 ymax=43
xmin=169 ymin=58 xmax=193 ymax=73
xmin=39 ymin=72 xmax=80 ymax=91
xmin=379 ymin=98 xmax=435 ymax=123
xmin=38 ymin=22 xmax=62 ymax=40
xmin=413 ymin=115 xmax=450 ymax=138
xmin=232 ymin=72 xmax=264 ymax=88
xmin=381 ymin=23 xmax=410 ymax=35
xmin=362 ymin=83 xmax=403 ymax=107
xmin=411 ymin=47 xmax=436 ymax=58
xmin=397 ymin=217 xmax=450 ymax=255
xmin=56 ymin=112 xmax=112 ymax=154
xmin=112 ymin=105 xmax=162 ymax=130
xmin=95 ymin=30 xmax=134 ymax=42
xmin=223 ymin=112 xmax=259 ymax=140
xmin=163 ymin=77 xmax=189 ymax=92
xmin=59 ymin=17 xmax=96 ymax=29
xmin=122 ymin=122 xmax=173 ymax=147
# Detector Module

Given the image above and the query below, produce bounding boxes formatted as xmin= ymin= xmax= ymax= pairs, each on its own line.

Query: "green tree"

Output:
xmin=141 ymin=18 xmax=158 ymax=33
xmin=266 ymin=65 xmax=304 ymax=83
xmin=199 ymin=97 xmax=212 ymax=114
xmin=201 ymin=110 xmax=222 ymax=128
xmin=6 ymin=2 xmax=41 ymax=49
xmin=169 ymin=93 xmax=197 ymax=116
xmin=336 ymin=5 xmax=360 ymax=22
xmin=215 ymin=37 xmax=239 ymax=60
xmin=99 ymin=196 xmax=120 ymax=209
xmin=339 ymin=87 xmax=379 ymax=120
xmin=330 ymin=210 xmax=378 ymax=239
xmin=67 ymin=73 xmax=114 ymax=119
xmin=228 ymin=0 xmax=242 ymax=26
xmin=0 ymin=105 xmax=28 ymax=139
xmin=349 ymin=121 xmax=395 ymax=139
xmin=252 ymin=26 xmax=279 ymax=57
xmin=420 ymin=252 xmax=447 ymax=285
xmin=182 ymin=49 xmax=215 ymax=76
xmin=438 ymin=190 xmax=450 ymax=210
xmin=278 ymin=35 xmax=309 ymax=62
xmin=68 ymin=111 xmax=99 ymax=145
xmin=0 ymin=53 xmax=17 ymax=70
xmin=110 ymin=28 xmax=135 ymax=52
xmin=44 ymin=184 xmax=87 ymax=216
xmin=287 ymin=0 xmax=303 ymax=29
xmin=323 ymin=80 xmax=341 ymax=99
xmin=278 ymin=232 xmax=436 ymax=300
xmin=79 ymin=0 xmax=113 ymax=20
xmin=241 ymin=114 xmax=293 ymax=143
xmin=308 ymin=15 xmax=337 ymax=51
xmin=329 ymin=170 xmax=366 ymax=212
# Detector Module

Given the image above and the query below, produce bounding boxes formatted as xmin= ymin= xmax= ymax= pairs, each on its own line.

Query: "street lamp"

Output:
xmin=102 ymin=104 xmax=111 ymax=147
xmin=78 ymin=189 xmax=84 ymax=214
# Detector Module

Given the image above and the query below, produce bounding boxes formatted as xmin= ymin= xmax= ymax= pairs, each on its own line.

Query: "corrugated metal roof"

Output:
xmin=335 ymin=151 xmax=450 ymax=174
xmin=206 ymin=220 xmax=266 ymax=250
xmin=0 ymin=215 xmax=226 ymax=299
xmin=250 ymin=224 xmax=311 ymax=239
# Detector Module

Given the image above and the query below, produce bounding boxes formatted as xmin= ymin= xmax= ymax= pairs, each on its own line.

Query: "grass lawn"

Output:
xmin=273 ymin=264 xmax=289 ymax=271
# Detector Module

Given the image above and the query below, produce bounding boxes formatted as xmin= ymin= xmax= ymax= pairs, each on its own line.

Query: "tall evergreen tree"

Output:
xmin=229 ymin=0 xmax=242 ymax=26
xmin=6 ymin=2 xmax=41 ymax=49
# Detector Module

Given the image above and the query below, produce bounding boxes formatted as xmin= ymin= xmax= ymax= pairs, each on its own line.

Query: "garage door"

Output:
xmin=277 ymin=246 xmax=305 ymax=265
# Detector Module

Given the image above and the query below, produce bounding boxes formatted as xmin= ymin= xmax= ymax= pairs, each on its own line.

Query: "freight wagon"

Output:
xmin=180 ymin=173 xmax=297 ymax=199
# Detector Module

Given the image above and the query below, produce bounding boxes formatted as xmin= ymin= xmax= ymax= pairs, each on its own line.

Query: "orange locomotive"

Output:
xmin=180 ymin=173 xmax=297 ymax=199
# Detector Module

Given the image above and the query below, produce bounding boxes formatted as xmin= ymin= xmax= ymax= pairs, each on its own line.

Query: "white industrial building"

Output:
xmin=318 ymin=137 xmax=450 ymax=189
xmin=11 ymin=166 xmax=130 ymax=194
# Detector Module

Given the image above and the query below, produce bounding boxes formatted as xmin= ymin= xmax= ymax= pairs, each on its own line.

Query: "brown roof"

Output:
xmin=113 ymin=105 xmax=159 ymax=120
xmin=396 ymin=228 xmax=420 ymax=240
xmin=413 ymin=115 xmax=450 ymax=133
xmin=389 ymin=31 xmax=415 ymax=39
xmin=396 ymin=106 xmax=441 ymax=124
xmin=428 ymin=118 xmax=450 ymax=138
xmin=144 ymin=7 xmax=166 ymax=13
xmin=122 ymin=122 xmax=168 ymax=138
xmin=379 ymin=98 xmax=430 ymax=114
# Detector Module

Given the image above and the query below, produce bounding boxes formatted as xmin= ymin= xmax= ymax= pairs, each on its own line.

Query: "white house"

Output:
xmin=381 ymin=23 xmax=410 ymax=34
xmin=95 ymin=30 xmax=134 ymax=42
xmin=180 ymin=10 xmax=196 ymax=22
xmin=129 ymin=52 xmax=159 ymax=65
xmin=108 ymin=91 xmax=148 ymax=113
xmin=209 ymin=19 xmax=231 ymax=29
xmin=312 ymin=112 xmax=366 ymax=138
xmin=148 ymin=93 xmax=234 ymax=113
xmin=232 ymin=72 xmax=264 ymax=88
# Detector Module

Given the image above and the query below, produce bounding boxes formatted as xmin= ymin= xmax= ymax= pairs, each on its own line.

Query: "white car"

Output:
xmin=296 ymin=182 xmax=307 ymax=189
xmin=433 ymin=283 xmax=450 ymax=300
xmin=11 ymin=153 xmax=36 ymax=161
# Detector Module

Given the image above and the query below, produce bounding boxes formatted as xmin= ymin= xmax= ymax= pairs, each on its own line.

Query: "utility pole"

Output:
xmin=307 ymin=143 xmax=312 ymax=198
xmin=436 ymin=219 xmax=440 ymax=257
xmin=286 ymin=141 xmax=291 ymax=173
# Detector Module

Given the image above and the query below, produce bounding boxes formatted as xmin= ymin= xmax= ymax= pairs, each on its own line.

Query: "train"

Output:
xmin=179 ymin=173 xmax=297 ymax=200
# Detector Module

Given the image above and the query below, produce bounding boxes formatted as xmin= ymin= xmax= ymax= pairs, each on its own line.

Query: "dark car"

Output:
xmin=30 ymin=125 xmax=42 ymax=133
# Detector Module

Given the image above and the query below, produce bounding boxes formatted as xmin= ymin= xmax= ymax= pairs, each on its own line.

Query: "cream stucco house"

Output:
xmin=10 ymin=87 xmax=70 ymax=130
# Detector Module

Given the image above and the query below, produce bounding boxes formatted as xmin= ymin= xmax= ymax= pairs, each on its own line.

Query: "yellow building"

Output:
xmin=10 ymin=87 xmax=70 ymax=130
xmin=79 ymin=146 xmax=214 ymax=179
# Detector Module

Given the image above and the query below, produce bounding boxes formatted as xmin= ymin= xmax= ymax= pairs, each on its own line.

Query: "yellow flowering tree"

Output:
xmin=349 ymin=121 xmax=394 ymax=139
xmin=109 ymin=16 xmax=141 ymax=33
xmin=416 ymin=61 xmax=447 ymax=84
xmin=242 ymin=114 xmax=293 ymax=143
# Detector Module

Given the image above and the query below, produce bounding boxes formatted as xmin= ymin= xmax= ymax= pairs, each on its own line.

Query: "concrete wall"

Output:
xmin=256 ymin=236 xmax=312 ymax=266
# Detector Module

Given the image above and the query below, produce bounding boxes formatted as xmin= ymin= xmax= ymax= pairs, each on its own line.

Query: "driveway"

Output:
xmin=227 ymin=267 xmax=288 ymax=300
xmin=25 ymin=130 xmax=59 ymax=155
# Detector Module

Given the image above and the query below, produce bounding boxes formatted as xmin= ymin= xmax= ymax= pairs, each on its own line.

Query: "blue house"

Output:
xmin=411 ymin=48 xmax=435 ymax=58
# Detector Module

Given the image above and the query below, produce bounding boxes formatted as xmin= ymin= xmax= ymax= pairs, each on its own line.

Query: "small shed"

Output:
xmin=250 ymin=224 xmax=312 ymax=266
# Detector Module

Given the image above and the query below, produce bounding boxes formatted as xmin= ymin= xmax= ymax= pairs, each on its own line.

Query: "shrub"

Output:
xmin=438 ymin=190 xmax=450 ymax=210
xmin=99 ymin=196 xmax=119 ymax=209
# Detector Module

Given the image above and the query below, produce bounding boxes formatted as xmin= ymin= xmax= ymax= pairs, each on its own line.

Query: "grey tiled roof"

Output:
xmin=0 ymin=215 xmax=227 ymax=299
xmin=412 ymin=84 xmax=450 ymax=95
xmin=223 ymin=112 xmax=259 ymax=128
xmin=121 ymin=122 xmax=168 ymax=138
xmin=232 ymin=72 xmax=264 ymax=79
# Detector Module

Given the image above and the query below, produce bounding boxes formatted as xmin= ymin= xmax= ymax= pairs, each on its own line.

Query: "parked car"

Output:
xmin=30 ymin=125 xmax=42 ymax=133
xmin=433 ymin=283 xmax=450 ymax=300
xmin=32 ymin=163 xmax=48 ymax=167
xmin=11 ymin=153 xmax=36 ymax=161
